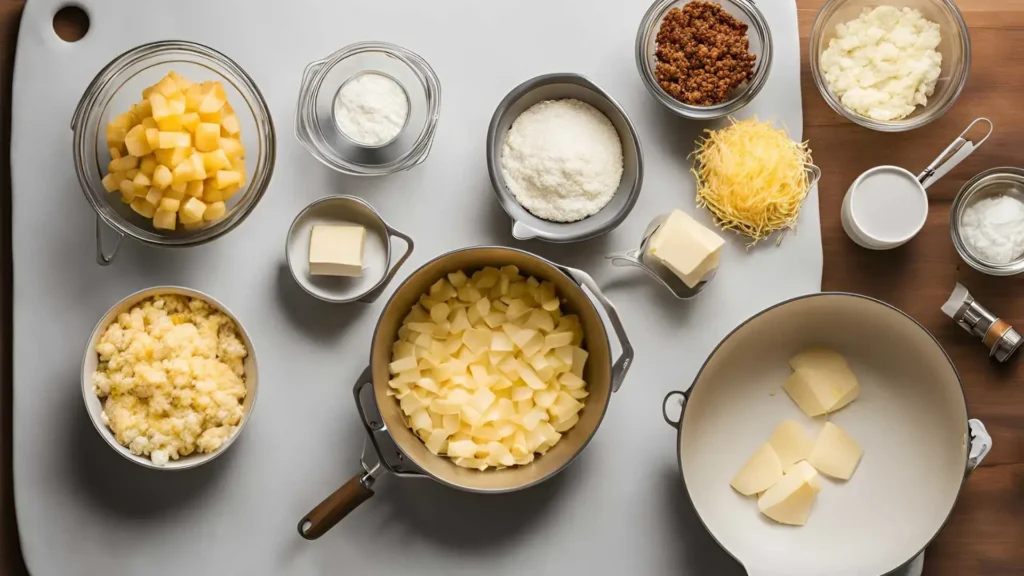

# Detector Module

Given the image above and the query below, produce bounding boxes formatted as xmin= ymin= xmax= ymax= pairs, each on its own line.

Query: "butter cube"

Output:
xmin=308 ymin=224 xmax=365 ymax=277
xmin=757 ymin=461 xmax=819 ymax=526
xmin=647 ymin=210 xmax=725 ymax=288
xmin=730 ymin=443 xmax=783 ymax=496
xmin=782 ymin=350 xmax=860 ymax=417
xmin=808 ymin=422 xmax=863 ymax=480
xmin=768 ymin=420 xmax=814 ymax=467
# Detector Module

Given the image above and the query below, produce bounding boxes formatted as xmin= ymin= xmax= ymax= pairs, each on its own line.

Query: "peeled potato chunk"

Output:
xmin=389 ymin=266 xmax=587 ymax=471
xmin=101 ymin=71 xmax=246 ymax=231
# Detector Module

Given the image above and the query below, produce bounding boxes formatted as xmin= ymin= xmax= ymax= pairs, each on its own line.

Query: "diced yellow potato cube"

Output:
xmin=172 ymin=159 xmax=196 ymax=185
xmin=139 ymin=155 xmax=156 ymax=176
xmin=144 ymin=186 xmax=162 ymax=206
xmin=198 ymin=90 xmax=225 ymax=115
xmin=168 ymin=71 xmax=193 ymax=91
xmin=101 ymin=172 xmax=120 ymax=193
xmin=189 ymin=153 xmax=207 ymax=181
xmin=118 ymin=179 xmax=135 ymax=199
xmin=124 ymin=125 xmax=151 ymax=157
xmin=132 ymin=99 xmax=152 ymax=120
xmin=186 ymin=180 xmax=204 ymax=198
xmin=162 ymin=185 xmax=186 ymax=200
xmin=168 ymin=93 xmax=186 ymax=116
xmin=152 ymin=164 xmax=172 ymax=189
xmin=148 ymin=93 xmax=170 ymax=120
xmin=129 ymin=198 xmax=156 ymax=218
xmin=132 ymin=172 xmax=151 ymax=188
xmin=170 ymin=181 xmax=187 ymax=194
xmin=106 ymin=126 xmax=127 ymax=152
xmin=152 ymin=209 xmax=176 ymax=230
xmin=154 ymin=76 xmax=179 ymax=98
xmin=215 ymin=170 xmax=242 ymax=189
xmin=219 ymin=137 xmax=244 ymax=160
xmin=158 ymin=197 xmax=180 ymax=213
xmin=169 ymin=146 xmax=192 ymax=168
xmin=202 ymin=184 xmax=224 ymax=203
xmin=158 ymin=131 xmax=190 ymax=149
xmin=198 ymin=109 xmax=223 ymax=124
xmin=156 ymin=115 xmax=184 ymax=132
xmin=203 ymin=201 xmax=226 ymax=221
xmin=140 ymin=117 xmax=157 ymax=131
xmin=194 ymin=123 xmax=220 ymax=152
xmin=180 ymin=197 xmax=206 ymax=223
xmin=108 ymin=112 xmax=133 ymax=131
xmin=220 ymin=114 xmax=241 ymax=136
xmin=221 ymin=183 xmax=242 ymax=199
xmin=181 ymin=112 xmax=200 ymax=133
xmin=185 ymin=84 xmax=204 ymax=111
xmin=145 ymin=128 xmax=159 ymax=151
xmin=125 ymin=169 xmax=139 ymax=180
xmin=109 ymin=147 xmax=122 ymax=160
xmin=202 ymin=149 xmax=230 ymax=173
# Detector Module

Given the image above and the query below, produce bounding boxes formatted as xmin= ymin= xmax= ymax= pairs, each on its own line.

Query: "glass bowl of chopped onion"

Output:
xmin=635 ymin=0 xmax=773 ymax=120
xmin=810 ymin=0 xmax=970 ymax=132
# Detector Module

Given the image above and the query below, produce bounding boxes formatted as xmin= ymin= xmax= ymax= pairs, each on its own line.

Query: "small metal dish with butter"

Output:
xmin=286 ymin=196 xmax=414 ymax=303
xmin=951 ymin=167 xmax=1024 ymax=276
xmin=606 ymin=213 xmax=716 ymax=299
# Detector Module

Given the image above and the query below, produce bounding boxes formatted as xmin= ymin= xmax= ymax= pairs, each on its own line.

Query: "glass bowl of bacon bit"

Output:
xmin=635 ymin=0 xmax=773 ymax=120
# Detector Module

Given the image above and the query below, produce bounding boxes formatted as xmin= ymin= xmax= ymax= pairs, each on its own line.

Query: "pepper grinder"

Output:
xmin=942 ymin=283 xmax=1022 ymax=362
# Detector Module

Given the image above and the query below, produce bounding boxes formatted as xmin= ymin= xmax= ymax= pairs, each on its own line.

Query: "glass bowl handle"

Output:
xmin=294 ymin=58 xmax=328 ymax=147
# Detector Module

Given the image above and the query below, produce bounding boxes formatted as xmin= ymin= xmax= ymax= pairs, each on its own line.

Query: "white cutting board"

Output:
xmin=11 ymin=1 xmax=820 ymax=574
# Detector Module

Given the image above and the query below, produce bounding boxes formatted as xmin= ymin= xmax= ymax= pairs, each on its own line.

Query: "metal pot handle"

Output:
xmin=967 ymin=418 xmax=992 ymax=474
xmin=352 ymin=366 xmax=424 ymax=477
xmin=297 ymin=468 xmax=378 ymax=540
xmin=662 ymin=390 xmax=688 ymax=429
xmin=357 ymin=225 xmax=415 ymax=304
xmin=558 ymin=266 xmax=633 ymax=392
xmin=95 ymin=217 xmax=124 ymax=266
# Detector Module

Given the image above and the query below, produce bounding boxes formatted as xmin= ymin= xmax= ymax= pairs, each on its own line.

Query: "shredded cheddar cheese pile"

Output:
xmin=693 ymin=118 xmax=813 ymax=246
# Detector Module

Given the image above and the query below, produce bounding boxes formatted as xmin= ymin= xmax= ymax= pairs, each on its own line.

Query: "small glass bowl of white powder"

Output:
xmin=951 ymin=168 xmax=1024 ymax=276
xmin=333 ymin=71 xmax=411 ymax=148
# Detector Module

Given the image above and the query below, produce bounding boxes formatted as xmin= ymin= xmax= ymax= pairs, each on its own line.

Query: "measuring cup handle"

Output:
xmin=605 ymin=249 xmax=646 ymax=270
xmin=95 ymin=217 xmax=124 ymax=266
xmin=917 ymin=118 xmax=993 ymax=189
xmin=294 ymin=58 xmax=328 ymax=148
xmin=357 ymin=225 xmax=414 ymax=304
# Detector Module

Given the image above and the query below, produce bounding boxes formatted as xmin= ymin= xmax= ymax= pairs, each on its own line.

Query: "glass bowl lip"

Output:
xmin=809 ymin=0 xmax=971 ymax=133
xmin=71 ymin=40 xmax=277 ymax=248
xmin=634 ymin=0 xmax=774 ymax=120
xmin=950 ymin=167 xmax=1024 ymax=276
xmin=294 ymin=40 xmax=442 ymax=177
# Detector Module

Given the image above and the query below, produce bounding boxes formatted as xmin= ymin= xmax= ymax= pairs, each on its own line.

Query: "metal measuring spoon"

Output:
xmin=605 ymin=214 xmax=715 ymax=300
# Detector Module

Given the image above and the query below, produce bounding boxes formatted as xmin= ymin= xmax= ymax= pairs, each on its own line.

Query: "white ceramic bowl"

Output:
xmin=81 ymin=286 xmax=258 ymax=470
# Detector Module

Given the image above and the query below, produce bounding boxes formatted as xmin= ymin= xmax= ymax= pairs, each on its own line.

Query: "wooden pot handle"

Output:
xmin=297 ymin=473 xmax=375 ymax=540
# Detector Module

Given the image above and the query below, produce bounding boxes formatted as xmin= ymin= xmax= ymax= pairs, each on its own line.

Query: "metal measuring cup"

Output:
xmin=605 ymin=213 xmax=715 ymax=299
xmin=841 ymin=118 xmax=993 ymax=250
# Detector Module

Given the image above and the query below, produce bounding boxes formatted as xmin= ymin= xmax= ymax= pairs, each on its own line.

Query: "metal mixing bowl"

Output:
xmin=950 ymin=167 xmax=1024 ymax=276
xmin=635 ymin=0 xmax=773 ymax=120
xmin=71 ymin=41 xmax=276 ymax=265
xmin=486 ymin=73 xmax=644 ymax=243
xmin=810 ymin=0 xmax=970 ymax=132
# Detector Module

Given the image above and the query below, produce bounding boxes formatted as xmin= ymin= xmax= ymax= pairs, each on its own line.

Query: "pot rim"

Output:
xmin=365 ymin=245 xmax=615 ymax=493
xmin=671 ymin=291 xmax=969 ymax=575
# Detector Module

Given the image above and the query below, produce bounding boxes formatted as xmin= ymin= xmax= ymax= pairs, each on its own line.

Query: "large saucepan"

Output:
xmin=663 ymin=293 xmax=991 ymax=576
xmin=298 ymin=246 xmax=633 ymax=539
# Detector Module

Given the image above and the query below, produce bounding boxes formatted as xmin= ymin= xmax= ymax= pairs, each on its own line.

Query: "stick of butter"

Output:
xmin=730 ymin=443 xmax=783 ymax=496
xmin=758 ymin=460 xmax=819 ymax=526
xmin=769 ymin=420 xmax=814 ymax=466
xmin=808 ymin=421 xmax=863 ymax=480
xmin=782 ymin=348 xmax=860 ymax=417
xmin=647 ymin=210 xmax=725 ymax=289
xmin=309 ymin=224 xmax=366 ymax=277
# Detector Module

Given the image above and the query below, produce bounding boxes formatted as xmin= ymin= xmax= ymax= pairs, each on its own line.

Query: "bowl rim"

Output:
xmin=81 ymin=285 xmax=259 ymax=471
xmin=809 ymin=0 xmax=971 ymax=132
xmin=71 ymin=40 xmax=277 ymax=248
xmin=634 ymin=0 xmax=774 ymax=120
xmin=950 ymin=167 xmax=1024 ymax=276
xmin=485 ymin=72 xmax=645 ymax=243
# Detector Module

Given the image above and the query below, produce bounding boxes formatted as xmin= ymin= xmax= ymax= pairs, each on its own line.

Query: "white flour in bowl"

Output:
xmin=500 ymin=99 xmax=623 ymax=222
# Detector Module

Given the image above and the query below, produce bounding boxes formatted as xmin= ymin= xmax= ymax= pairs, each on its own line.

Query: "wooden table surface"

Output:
xmin=1 ymin=1 xmax=1022 ymax=574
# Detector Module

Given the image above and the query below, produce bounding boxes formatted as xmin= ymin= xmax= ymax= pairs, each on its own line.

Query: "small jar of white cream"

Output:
xmin=332 ymin=71 xmax=411 ymax=148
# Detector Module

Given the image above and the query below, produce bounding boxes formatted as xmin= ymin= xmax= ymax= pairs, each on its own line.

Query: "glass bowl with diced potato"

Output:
xmin=72 ymin=41 xmax=276 ymax=264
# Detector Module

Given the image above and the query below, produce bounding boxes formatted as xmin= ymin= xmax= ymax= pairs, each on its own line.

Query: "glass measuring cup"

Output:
xmin=841 ymin=118 xmax=992 ymax=250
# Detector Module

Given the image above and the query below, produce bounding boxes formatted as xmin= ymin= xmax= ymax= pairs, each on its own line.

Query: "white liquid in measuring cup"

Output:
xmin=851 ymin=168 xmax=928 ymax=241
